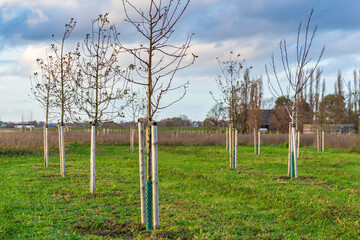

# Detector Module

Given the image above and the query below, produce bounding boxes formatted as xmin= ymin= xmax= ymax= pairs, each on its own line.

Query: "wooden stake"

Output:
xmin=235 ymin=129 xmax=238 ymax=168
xmin=130 ymin=127 xmax=134 ymax=151
xmin=231 ymin=127 xmax=235 ymax=168
xmin=151 ymin=122 xmax=159 ymax=229
xmin=288 ymin=123 xmax=291 ymax=177
xmin=225 ymin=127 xmax=229 ymax=151
xmin=58 ymin=124 xmax=62 ymax=175
xmin=44 ymin=125 xmax=49 ymax=167
xmin=60 ymin=124 xmax=66 ymax=177
xmin=229 ymin=126 xmax=232 ymax=168
xmin=322 ymin=130 xmax=325 ymax=152
xmin=254 ymin=128 xmax=257 ymax=155
xmin=292 ymin=125 xmax=298 ymax=178
xmin=297 ymin=130 xmax=300 ymax=158
xmin=90 ymin=124 xmax=96 ymax=194
xmin=258 ymin=130 xmax=261 ymax=155
xmin=316 ymin=129 xmax=319 ymax=152
xmin=138 ymin=120 xmax=146 ymax=224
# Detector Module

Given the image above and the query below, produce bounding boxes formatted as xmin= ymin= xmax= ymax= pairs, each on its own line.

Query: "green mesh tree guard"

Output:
xmin=146 ymin=180 xmax=153 ymax=230
xmin=290 ymin=152 xmax=295 ymax=178
xmin=232 ymin=149 xmax=235 ymax=168
xmin=256 ymin=144 xmax=258 ymax=155
xmin=320 ymin=143 xmax=322 ymax=153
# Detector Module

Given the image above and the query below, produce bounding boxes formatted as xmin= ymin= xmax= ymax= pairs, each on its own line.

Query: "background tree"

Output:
xmin=206 ymin=103 xmax=227 ymax=127
xmin=118 ymin=0 xmax=195 ymax=230
xmin=74 ymin=13 xmax=130 ymax=194
xmin=30 ymin=53 xmax=56 ymax=167
xmin=266 ymin=9 xmax=325 ymax=178
xmin=247 ymin=77 xmax=263 ymax=133
xmin=270 ymin=96 xmax=291 ymax=133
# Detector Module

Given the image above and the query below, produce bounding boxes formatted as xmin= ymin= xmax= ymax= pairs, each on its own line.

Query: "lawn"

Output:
xmin=0 ymin=144 xmax=359 ymax=239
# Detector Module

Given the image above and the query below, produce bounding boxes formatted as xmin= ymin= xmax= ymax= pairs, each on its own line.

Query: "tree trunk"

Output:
xmin=90 ymin=123 xmax=96 ymax=194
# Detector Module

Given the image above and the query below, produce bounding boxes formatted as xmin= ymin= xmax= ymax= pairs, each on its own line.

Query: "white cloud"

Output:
xmin=26 ymin=8 xmax=48 ymax=25
xmin=0 ymin=0 xmax=79 ymax=8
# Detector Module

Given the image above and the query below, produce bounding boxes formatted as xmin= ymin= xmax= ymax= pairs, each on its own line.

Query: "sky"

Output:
xmin=0 ymin=0 xmax=360 ymax=122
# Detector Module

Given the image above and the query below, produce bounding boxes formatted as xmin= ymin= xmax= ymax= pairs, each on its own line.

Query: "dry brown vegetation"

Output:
xmin=1 ymin=129 xmax=360 ymax=154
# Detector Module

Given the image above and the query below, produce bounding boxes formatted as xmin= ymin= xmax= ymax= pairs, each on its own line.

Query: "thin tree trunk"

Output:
xmin=138 ymin=120 xmax=146 ymax=224
xmin=90 ymin=124 xmax=96 ymax=194
xmin=151 ymin=121 xmax=159 ymax=229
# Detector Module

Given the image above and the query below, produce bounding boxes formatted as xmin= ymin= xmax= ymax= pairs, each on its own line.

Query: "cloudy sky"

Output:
xmin=0 ymin=0 xmax=360 ymax=122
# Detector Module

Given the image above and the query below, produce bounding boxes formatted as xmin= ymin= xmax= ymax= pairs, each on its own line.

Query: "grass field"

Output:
xmin=1 ymin=143 xmax=360 ymax=239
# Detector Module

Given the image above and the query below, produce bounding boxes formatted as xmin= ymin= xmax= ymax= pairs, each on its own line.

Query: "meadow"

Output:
xmin=1 ymin=136 xmax=360 ymax=239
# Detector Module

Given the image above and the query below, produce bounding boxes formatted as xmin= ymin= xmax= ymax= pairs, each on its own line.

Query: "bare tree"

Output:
xmin=125 ymin=89 xmax=146 ymax=151
xmin=210 ymin=52 xmax=253 ymax=129
xmin=74 ymin=13 xmax=130 ymax=194
xmin=30 ymin=53 xmax=56 ymax=167
xmin=248 ymin=77 xmax=263 ymax=132
xmin=50 ymin=18 xmax=77 ymax=177
xmin=118 ymin=0 xmax=196 ymax=230
xmin=266 ymin=9 xmax=325 ymax=178
xmin=206 ymin=103 xmax=227 ymax=127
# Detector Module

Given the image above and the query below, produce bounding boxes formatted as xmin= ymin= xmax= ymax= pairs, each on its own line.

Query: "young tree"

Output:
xmin=266 ymin=10 xmax=325 ymax=178
xmin=45 ymin=18 xmax=77 ymax=177
xmin=125 ymin=89 xmax=146 ymax=151
xmin=30 ymin=53 xmax=56 ymax=167
xmin=210 ymin=52 xmax=253 ymax=129
xmin=74 ymin=13 xmax=130 ymax=194
xmin=118 ymin=0 xmax=196 ymax=230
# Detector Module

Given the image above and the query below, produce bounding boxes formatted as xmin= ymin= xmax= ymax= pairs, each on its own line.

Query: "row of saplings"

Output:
xmin=226 ymin=125 xmax=325 ymax=177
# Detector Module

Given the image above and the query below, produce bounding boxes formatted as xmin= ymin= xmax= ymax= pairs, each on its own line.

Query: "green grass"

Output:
xmin=0 ymin=144 xmax=360 ymax=239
